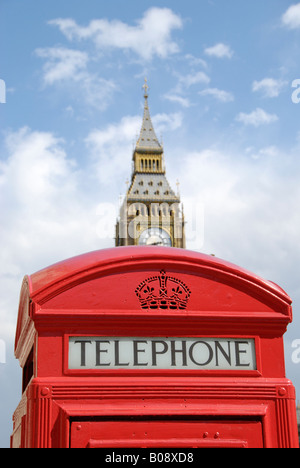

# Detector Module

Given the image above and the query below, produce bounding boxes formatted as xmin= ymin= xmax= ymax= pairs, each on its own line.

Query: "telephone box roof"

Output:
xmin=27 ymin=247 xmax=291 ymax=308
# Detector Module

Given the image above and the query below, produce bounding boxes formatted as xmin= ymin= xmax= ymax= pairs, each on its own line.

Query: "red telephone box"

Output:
xmin=11 ymin=247 xmax=299 ymax=448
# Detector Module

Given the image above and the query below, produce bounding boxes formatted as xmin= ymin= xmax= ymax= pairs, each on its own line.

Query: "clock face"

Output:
xmin=138 ymin=228 xmax=172 ymax=247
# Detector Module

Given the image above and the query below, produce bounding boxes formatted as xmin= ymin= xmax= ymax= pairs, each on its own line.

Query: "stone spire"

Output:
xmin=135 ymin=78 xmax=162 ymax=153
xmin=115 ymin=79 xmax=186 ymax=249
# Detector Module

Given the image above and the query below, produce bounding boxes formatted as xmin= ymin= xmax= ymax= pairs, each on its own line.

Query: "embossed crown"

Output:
xmin=135 ymin=270 xmax=191 ymax=310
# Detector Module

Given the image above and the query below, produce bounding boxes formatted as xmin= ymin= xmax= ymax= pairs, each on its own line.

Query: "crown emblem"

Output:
xmin=135 ymin=270 xmax=191 ymax=310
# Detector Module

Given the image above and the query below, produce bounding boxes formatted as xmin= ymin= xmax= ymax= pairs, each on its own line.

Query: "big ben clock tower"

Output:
xmin=115 ymin=80 xmax=185 ymax=248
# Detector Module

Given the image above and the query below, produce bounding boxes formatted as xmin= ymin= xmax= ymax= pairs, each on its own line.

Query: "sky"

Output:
xmin=1 ymin=0 xmax=300 ymax=447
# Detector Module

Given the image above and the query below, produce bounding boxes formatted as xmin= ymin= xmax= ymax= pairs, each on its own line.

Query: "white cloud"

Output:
xmin=252 ymin=78 xmax=288 ymax=98
xmin=86 ymin=112 xmax=183 ymax=184
xmin=236 ymin=108 xmax=279 ymax=127
xmin=78 ymin=73 xmax=116 ymax=110
xmin=86 ymin=115 xmax=140 ymax=156
xmin=0 ymin=130 xmax=75 ymax=335
xmin=86 ymin=114 xmax=149 ymax=186
xmin=2 ymin=127 xmax=73 ymax=204
xmin=49 ymin=7 xmax=183 ymax=61
xmin=153 ymin=112 xmax=183 ymax=133
xmin=199 ymin=87 xmax=234 ymax=102
xmin=179 ymin=71 xmax=210 ymax=88
xmin=164 ymin=93 xmax=191 ymax=108
xmin=204 ymin=43 xmax=234 ymax=59
xmin=178 ymin=146 xmax=300 ymax=292
xmin=35 ymin=47 xmax=116 ymax=109
xmin=0 ymin=127 xmax=109 ymax=279
xmin=245 ymin=145 xmax=279 ymax=160
xmin=35 ymin=47 xmax=89 ymax=85
xmin=184 ymin=54 xmax=208 ymax=69
xmin=164 ymin=72 xmax=210 ymax=108
xmin=282 ymin=3 xmax=300 ymax=29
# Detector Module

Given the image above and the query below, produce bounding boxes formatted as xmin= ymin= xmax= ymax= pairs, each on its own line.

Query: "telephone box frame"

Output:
xmin=11 ymin=247 xmax=299 ymax=448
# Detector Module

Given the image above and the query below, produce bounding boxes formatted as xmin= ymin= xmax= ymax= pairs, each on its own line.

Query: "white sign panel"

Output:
xmin=69 ymin=337 xmax=256 ymax=371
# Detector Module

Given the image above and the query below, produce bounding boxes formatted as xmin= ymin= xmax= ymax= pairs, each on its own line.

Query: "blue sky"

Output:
xmin=1 ymin=0 xmax=300 ymax=447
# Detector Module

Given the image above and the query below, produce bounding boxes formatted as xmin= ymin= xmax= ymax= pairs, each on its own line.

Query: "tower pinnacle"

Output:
xmin=142 ymin=77 xmax=149 ymax=98
xmin=135 ymin=79 xmax=162 ymax=153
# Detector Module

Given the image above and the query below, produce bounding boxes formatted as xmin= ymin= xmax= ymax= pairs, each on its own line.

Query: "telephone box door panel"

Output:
xmin=70 ymin=419 xmax=264 ymax=448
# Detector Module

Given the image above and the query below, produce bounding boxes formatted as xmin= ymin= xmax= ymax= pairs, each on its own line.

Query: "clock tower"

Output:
xmin=116 ymin=80 xmax=185 ymax=248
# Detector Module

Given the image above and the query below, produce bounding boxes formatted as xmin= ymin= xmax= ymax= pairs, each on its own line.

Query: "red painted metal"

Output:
xmin=70 ymin=420 xmax=264 ymax=448
xmin=11 ymin=247 xmax=299 ymax=448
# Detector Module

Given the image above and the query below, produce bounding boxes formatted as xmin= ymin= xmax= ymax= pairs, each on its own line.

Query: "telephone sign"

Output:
xmin=69 ymin=337 xmax=256 ymax=370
